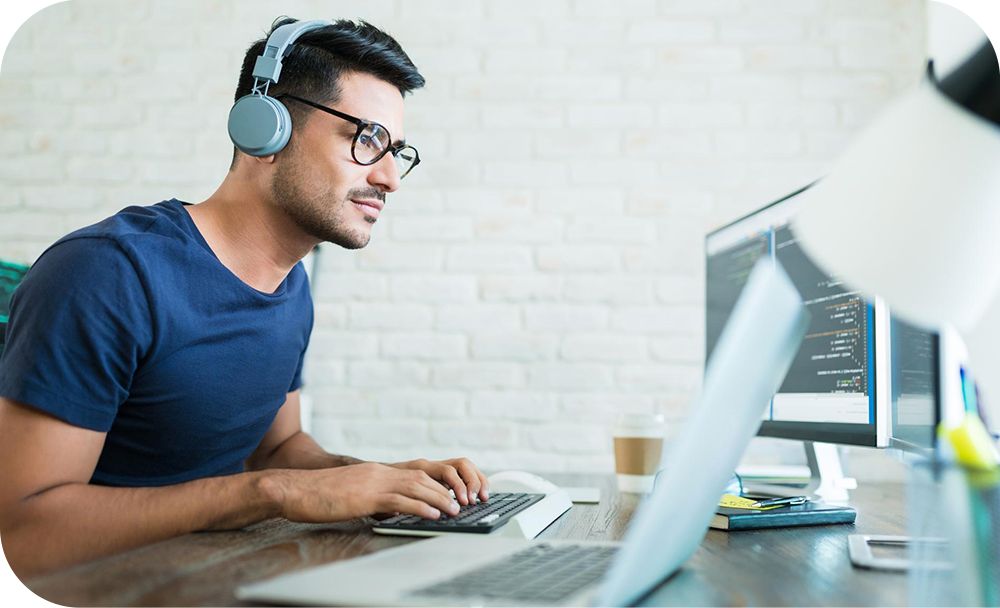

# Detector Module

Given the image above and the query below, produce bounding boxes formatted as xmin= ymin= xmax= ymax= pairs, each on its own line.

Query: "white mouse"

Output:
xmin=488 ymin=470 xmax=560 ymax=495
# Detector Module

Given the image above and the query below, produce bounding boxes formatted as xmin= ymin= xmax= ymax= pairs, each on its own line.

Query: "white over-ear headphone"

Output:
xmin=228 ymin=20 xmax=332 ymax=157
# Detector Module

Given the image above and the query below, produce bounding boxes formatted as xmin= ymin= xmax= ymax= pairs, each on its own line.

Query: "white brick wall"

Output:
xmin=1 ymin=0 xmax=928 ymax=475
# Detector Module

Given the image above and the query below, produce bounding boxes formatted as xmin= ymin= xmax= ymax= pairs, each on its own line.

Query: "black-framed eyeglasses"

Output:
xmin=279 ymin=94 xmax=420 ymax=179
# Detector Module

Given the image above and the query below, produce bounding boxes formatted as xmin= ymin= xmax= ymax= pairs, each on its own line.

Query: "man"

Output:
xmin=0 ymin=18 xmax=488 ymax=578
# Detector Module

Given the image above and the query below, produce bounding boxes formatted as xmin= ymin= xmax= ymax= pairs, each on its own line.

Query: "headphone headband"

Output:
xmin=251 ymin=19 xmax=333 ymax=85
xmin=229 ymin=18 xmax=333 ymax=157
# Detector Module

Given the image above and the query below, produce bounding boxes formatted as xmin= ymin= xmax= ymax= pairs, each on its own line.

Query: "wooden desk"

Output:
xmin=25 ymin=474 xmax=910 ymax=606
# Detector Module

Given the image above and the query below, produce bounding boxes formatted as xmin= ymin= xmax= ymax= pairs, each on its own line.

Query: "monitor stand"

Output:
xmin=743 ymin=442 xmax=858 ymax=502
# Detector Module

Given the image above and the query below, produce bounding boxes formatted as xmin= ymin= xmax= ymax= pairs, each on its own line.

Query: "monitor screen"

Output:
xmin=889 ymin=317 xmax=939 ymax=452
xmin=705 ymin=185 xmax=890 ymax=447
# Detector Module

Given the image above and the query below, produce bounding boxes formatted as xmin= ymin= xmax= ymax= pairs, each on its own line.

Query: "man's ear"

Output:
xmin=232 ymin=151 xmax=278 ymax=170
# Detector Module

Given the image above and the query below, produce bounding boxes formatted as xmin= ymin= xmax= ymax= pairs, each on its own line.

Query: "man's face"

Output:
xmin=269 ymin=71 xmax=406 ymax=249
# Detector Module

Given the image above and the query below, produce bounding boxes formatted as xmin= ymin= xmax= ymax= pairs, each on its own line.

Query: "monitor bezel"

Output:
xmin=705 ymin=184 xmax=891 ymax=448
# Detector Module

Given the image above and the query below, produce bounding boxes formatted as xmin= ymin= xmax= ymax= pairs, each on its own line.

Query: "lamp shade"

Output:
xmin=794 ymin=54 xmax=1000 ymax=333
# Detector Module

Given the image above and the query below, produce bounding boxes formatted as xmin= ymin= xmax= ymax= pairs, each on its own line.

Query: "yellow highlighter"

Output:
xmin=939 ymin=412 xmax=1000 ymax=472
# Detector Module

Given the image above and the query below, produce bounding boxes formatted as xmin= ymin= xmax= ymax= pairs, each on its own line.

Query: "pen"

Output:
xmin=750 ymin=495 xmax=808 ymax=508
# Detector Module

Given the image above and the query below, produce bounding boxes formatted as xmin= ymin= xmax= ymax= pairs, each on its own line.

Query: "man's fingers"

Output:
xmin=389 ymin=457 xmax=490 ymax=505
xmin=451 ymin=460 xmax=483 ymax=503
xmin=408 ymin=472 xmax=461 ymax=516
xmin=436 ymin=465 xmax=470 ymax=506
xmin=412 ymin=461 xmax=470 ymax=506
xmin=476 ymin=469 xmax=490 ymax=501
xmin=381 ymin=495 xmax=442 ymax=521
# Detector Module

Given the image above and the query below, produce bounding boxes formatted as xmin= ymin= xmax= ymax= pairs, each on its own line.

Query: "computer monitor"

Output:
xmin=705 ymin=185 xmax=940 ymax=495
xmin=706 ymin=185 xmax=890 ymax=447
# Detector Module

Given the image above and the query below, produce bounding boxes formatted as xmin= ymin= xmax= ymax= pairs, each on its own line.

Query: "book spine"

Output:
xmin=727 ymin=511 xmax=855 ymax=530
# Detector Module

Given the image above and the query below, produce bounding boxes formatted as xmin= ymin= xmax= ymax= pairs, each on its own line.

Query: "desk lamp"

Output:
xmin=796 ymin=40 xmax=1000 ymax=594
xmin=794 ymin=39 xmax=1000 ymax=430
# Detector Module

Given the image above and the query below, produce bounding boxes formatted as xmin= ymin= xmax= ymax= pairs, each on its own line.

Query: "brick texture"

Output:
xmin=0 ymin=0 xmax=927 ymax=472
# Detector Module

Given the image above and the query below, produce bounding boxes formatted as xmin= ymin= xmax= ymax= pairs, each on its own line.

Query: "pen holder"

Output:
xmin=907 ymin=460 xmax=1000 ymax=606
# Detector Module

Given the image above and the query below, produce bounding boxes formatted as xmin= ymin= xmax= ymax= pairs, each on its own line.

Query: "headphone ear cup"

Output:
xmin=228 ymin=95 xmax=292 ymax=157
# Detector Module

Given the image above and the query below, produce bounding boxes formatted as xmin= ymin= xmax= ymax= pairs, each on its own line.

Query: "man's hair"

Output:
xmin=230 ymin=17 xmax=425 ymax=168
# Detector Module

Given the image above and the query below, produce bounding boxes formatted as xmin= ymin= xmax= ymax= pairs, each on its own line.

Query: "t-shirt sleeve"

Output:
xmin=0 ymin=237 xmax=153 ymax=431
xmin=287 ymin=288 xmax=314 ymax=393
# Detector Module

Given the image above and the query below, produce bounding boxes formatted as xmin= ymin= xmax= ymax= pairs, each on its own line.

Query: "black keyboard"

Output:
xmin=411 ymin=543 xmax=619 ymax=603
xmin=375 ymin=492 xmax=545 ymax=533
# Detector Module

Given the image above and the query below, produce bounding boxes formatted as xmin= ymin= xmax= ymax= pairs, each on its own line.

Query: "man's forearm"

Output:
xmin=253 ymin=431 xmax=364 ymax=471
xmin=1 ymin=470 xmax=282 ymax=579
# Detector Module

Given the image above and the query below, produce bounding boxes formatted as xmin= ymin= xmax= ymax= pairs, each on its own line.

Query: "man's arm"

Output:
xmin=0 ymin=397 xmax=459 ymax=579
xmin=246 ymin=391 xmax=363 ymax=470
xmin=249 ymin=391 xmax=491 ymax=506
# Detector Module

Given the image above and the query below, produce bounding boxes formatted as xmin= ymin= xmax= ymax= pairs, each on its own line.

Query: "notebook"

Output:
xmin=236 ymin=259 xmax=810 ymax=607
xmin=711 ymin=501 xmax=857 ymax=530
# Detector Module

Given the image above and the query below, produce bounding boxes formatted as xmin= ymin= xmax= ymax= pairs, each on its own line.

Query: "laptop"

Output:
xmin=237 ymin=259 xmax=809 ymax=607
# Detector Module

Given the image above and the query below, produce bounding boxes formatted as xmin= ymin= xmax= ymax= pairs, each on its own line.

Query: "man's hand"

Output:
xmin=389 ymin=457 xmax=490 ymax=506
xmin=265 ymin=462 xmax=462 ymax=522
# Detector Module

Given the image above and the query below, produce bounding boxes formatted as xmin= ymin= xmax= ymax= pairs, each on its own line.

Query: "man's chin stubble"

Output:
xmin=323 ymin=219 xmax=371 ymax=249
xmin=284 ymin=206 xmax=371 ymax=249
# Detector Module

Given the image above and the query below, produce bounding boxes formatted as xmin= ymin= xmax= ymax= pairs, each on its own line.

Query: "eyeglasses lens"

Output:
xmin=353 ymin=123 xmax=419 ymax=179
xmin=354 ymin=124 xmax=391 ymax=164
xmin=395 ymin=147 xmax=418 ymax=178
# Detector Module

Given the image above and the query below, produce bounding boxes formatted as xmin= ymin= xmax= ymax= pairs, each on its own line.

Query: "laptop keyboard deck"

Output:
xmin=411 ymin=543 xmax=619 ymax=603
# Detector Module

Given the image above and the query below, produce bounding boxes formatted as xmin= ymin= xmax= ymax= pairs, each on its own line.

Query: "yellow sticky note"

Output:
xmin=718 ymin=494 xmax=780 ymax=510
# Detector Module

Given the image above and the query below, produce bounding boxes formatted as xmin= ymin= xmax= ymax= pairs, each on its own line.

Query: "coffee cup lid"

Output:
xmin=614 ymin=413 xmax=665 ymax=436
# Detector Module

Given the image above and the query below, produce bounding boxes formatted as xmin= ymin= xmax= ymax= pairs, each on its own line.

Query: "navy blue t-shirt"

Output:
xmin=0 ymin=199 xmax=313 ymax=487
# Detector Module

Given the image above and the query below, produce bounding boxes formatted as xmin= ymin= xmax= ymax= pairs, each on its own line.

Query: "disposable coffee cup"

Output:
xmin=613 ymin=413 xmax=665 ymax=493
